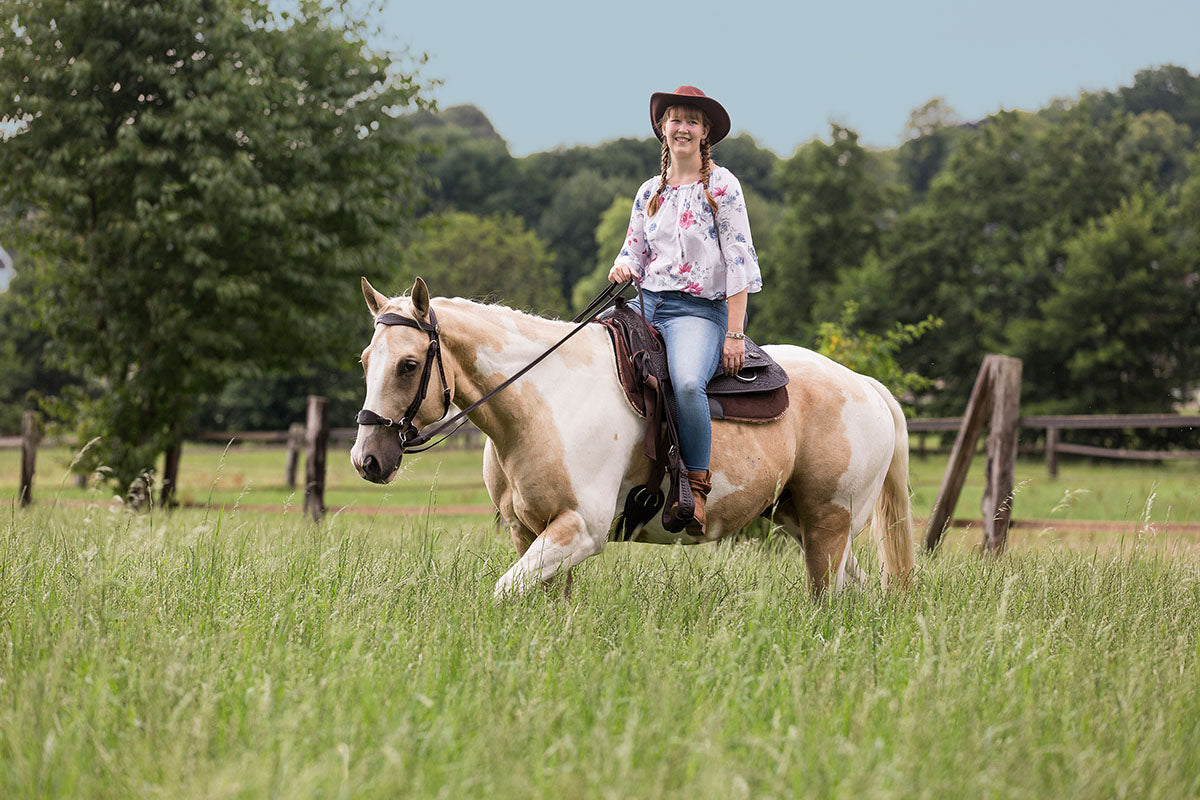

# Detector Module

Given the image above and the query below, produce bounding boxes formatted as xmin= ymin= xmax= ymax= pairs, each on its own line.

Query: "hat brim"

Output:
xmin=650 ymin=92 xmax=731 ymax=145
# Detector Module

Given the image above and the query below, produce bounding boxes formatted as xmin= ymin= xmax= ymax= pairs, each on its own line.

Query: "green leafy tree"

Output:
xmin=712 ymin=133 xmax=782 ymax=201
xmin=0 ymin=0 xmax=428 ymax=497
xmin=814 ymin=301 xmax=942 ymax=413
xmin=0 ymin=273 xmax=80 ymax=434
xmin=758 ymin=124 xmax=903 ymax=344
xmin=895 ymin=98 xmax=964 ymax=196
xmin=570 ymin=194 xmax=631 ymax=310
xmin=411 ymin=119 xmax=520 ymax=217
xmin=534 ymin=168 xmax=631 ymax=300
xmin=1113 ymin=65 xmax=1200 ymax=137
xmin=828 ymin=106 xmax=1148 ymax=413
xmin=408 ymin=212 xmax=565 ymax=315
xmin=1009 ymin=192 xmax=1199 ymax=413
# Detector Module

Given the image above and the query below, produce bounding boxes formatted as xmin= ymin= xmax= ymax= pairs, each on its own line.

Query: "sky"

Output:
xmin=376 ymin=0 xmax=1200 ymax=157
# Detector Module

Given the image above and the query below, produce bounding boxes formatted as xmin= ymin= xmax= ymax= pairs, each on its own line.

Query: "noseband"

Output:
xmin=355 ymin=309 xmax=451 ymax=451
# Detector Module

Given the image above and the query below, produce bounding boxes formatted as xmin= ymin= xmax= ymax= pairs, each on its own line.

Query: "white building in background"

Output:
xmin=0 ymin=244 xmax=13 ymax=292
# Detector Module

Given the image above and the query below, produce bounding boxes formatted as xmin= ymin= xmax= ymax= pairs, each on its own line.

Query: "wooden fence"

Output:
xmin=7 ymin=391 xmax=1198 ymax=524
xmin=910 ymin=413 xmax=1200 ymax=477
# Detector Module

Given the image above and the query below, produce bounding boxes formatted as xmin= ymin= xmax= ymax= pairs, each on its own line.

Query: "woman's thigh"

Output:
xmin=656 ymin=312 xmax=724 ymax=390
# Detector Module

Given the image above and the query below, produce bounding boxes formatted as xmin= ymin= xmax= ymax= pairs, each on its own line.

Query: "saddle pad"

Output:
xmin=598 ymin=304 xmax=790 ymax=424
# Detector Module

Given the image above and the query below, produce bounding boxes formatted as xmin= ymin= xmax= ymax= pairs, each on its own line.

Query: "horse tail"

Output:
xmin=867 ymin=378 xmax=916 ymax=591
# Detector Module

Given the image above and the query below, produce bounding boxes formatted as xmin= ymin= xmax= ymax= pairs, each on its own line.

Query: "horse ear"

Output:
xmin=411 ymin=276 xmax=431 ymax=321
xmin=361 ymin=277 xmax=389 ymax=317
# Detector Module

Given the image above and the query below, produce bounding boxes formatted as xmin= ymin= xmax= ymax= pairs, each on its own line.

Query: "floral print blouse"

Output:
xmin=613 ymin=165 xmax=762 ymax=301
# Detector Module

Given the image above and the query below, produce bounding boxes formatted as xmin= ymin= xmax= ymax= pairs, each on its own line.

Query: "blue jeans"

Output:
xmin=628 ymin=290 xmax=728 ymax=472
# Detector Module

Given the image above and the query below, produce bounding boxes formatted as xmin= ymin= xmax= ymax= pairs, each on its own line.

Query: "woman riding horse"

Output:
xmin=608 ymin=86 xmax=761 ymax=535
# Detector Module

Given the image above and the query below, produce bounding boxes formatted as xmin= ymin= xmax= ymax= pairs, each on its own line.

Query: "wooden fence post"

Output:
xmin=1045 ymin=425 xmax=1059 ymax=478
xmin=160 ymin=434 xmax=182 ymax=509
xmin=19 ymin=411 xmax=39 ymax=508
xmin=285 ymin=422 xmax=305 ymax=489
xmin=924 ymin=359 xmax=994 ymax=550
xmin=980 ymin=356 xmax=1022 ymax=553
xmin=925 ymin=355 xmax=1023 ymax=553
xmin=304 ymin=396 xmax=329 ymax=522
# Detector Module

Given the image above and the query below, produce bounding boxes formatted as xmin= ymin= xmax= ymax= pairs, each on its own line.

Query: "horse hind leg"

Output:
xmin=842 ymin=545 xmax=869 ymax=588
xmin=795 ymin=504 xmax=854 ymax=598
xmin=770 ymin=495 xmax=856 ymax=597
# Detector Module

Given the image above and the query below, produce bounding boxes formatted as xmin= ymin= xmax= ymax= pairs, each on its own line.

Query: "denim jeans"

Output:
xmin=627 ymin=289 xmax=728 ymax=472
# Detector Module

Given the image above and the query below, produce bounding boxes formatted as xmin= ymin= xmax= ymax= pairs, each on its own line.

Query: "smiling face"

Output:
xmin=659 ymin=105 xmax=710 ymax=161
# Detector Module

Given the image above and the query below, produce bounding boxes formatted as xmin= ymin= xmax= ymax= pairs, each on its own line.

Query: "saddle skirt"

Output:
xmin=598 ymin=301 xmax=790 ymax=423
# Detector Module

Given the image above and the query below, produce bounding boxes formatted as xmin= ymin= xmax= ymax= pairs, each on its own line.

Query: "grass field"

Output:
xmin=2 ymin=444 xmax=1199 ymax=797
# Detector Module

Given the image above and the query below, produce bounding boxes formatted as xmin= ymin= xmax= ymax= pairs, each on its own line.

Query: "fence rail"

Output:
xmin=6 ymin=409 xmax=1198 ymax=512
xmin=910 ymin=413 xmax=1200 ymax=477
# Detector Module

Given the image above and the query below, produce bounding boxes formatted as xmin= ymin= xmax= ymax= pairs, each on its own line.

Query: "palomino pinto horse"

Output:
xmin=352 ymin=278 xmax=915 ymax=598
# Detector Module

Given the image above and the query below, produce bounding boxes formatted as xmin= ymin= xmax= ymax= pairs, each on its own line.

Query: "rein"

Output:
xmin=355 ymin=280 xmax=632 ymax=453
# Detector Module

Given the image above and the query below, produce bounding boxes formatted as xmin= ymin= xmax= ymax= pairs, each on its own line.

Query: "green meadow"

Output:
xmin=2 ymin=444 xmax=1199 ymax=797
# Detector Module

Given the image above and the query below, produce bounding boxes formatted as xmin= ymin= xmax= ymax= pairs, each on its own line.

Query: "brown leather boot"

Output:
xmin=685 ymin=470 xmax=712 ymax=535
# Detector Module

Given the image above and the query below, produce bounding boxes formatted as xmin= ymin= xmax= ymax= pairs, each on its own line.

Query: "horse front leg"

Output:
xmin=494 ymin=510 xmax=605 ymax=598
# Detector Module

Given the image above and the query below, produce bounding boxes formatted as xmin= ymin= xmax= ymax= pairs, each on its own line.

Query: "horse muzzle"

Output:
xmin=351 ymin=428 xmax=404 ymax=484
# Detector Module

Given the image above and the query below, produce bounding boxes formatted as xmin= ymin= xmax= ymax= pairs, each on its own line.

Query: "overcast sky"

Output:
xmin=376 ymin=0 xmax=1200 ymax=156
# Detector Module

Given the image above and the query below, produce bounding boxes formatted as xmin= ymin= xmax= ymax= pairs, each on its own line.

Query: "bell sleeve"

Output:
xmin=612 ymin=183 xmax=654 ymax=279
xmin=713 ymin=169 xmax=762 ymax=297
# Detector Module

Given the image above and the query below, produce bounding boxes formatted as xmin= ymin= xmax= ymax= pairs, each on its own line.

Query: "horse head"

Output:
xmin=351 ymin=276 xmax=454 ymax=484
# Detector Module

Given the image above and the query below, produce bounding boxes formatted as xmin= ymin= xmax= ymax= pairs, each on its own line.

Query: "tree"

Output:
xmin=569 ymin=195 xmax=631 ymax=310
xmin=1115 ymin=65 xmax=1200 ymax=137
xmin=411 ymin=118 xmax=520 ymax=217
xmin=895 ymin=98 xmax=964 ymax=196
xmin=0 ymin=272 xmax=80 ymax=434
xmin=814 ymin=301 xmax=941 ymax=414
xmin=712 ymin=133 xmax=782 ymax=201
xmin=534 ymin=168 xmax=632 ymax=300
xmin=1009 ymin=193 xmax=1198 ymax=413
xmin=408 ymin=212 xmax=565 ymax=315
xmin=0 ymin=0 xmax=429 ymax=498
xmin=758 ymin=124 xmax=903 ymax=344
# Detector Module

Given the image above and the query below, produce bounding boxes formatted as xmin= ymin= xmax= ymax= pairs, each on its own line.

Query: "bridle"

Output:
xmin=354 ymin=309 xmax=452 ymax=452
xmin=355 ymin=280 xmax=630 ymax=454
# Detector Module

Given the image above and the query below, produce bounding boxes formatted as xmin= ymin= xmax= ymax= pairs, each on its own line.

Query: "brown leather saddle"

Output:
xmin=596 ymin=299 xmax=790 ymax=539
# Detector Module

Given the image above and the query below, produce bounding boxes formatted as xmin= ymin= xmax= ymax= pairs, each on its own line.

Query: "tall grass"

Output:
xmin=2 ymin=503 xmax=1198 ymax=798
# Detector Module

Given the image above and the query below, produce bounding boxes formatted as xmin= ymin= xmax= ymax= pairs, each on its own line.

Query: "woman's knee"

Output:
xmin=674 ymin=374 xmax=707 ymax=399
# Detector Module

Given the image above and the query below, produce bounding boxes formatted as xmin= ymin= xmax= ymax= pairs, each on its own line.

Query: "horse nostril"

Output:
xmin=362 ymin=454 xmax=381 ymax=479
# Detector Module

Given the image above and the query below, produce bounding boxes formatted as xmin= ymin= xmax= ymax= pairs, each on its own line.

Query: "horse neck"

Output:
xmin=433 ymin=298 xmax=593 ymax=439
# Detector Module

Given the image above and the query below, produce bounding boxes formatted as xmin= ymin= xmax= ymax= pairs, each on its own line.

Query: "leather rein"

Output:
xmin=355 ymin=280 xmax=631 ymax=454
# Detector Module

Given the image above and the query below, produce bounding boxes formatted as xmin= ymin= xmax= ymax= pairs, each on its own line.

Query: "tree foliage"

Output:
xmin=814 ymin=301 xmax=942 ymax=413
xmin=408 ymin=212 xmax=565 ymax=314
xmin=0 ymin=0 xmax=428 ymax=490
xmin=758 ymin=124 xmax=902 ymax=344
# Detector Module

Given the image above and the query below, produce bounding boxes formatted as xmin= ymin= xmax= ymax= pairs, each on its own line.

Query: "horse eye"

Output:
xmin=398 ymin=358 xmax=419 ymax=375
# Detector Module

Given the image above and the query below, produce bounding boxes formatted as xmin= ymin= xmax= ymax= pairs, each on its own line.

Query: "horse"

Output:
xmin=351 ymin=277 xmax=915 ymax=598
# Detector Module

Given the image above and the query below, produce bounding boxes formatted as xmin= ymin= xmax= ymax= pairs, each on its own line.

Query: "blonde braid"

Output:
xmin=647 ymin=139 xmax=670 ymax=217
xmin=700 ymin=140 xmax=719 ymax=218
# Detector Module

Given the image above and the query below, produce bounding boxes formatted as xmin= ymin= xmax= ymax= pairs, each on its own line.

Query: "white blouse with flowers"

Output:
xmin=613 ymin=164 xmax=762 ymax=301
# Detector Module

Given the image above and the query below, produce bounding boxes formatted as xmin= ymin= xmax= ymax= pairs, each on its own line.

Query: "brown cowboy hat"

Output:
xmin=650 ymin=86 xmax=731 ymax=145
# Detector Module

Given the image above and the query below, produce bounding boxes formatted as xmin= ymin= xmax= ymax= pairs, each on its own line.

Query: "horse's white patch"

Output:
xmin=362 ymin=331 xmax=391 ymax=414
xmin=709 ymin=469 xmax=747 ymax=505
xmin=834 ymin=381 xmax=894 ymax=535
